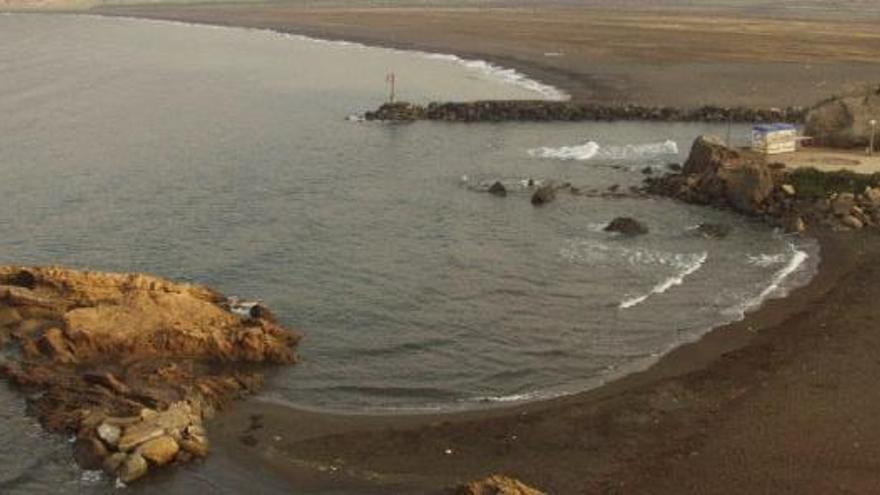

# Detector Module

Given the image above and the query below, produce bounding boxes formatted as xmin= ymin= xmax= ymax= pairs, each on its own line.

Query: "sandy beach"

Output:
xmin=6 ymin=1 xmax=880 ymax=493
xmin=202 ymin=231 xmax=880 ymax=494
xmin=83 ymin=2 xmax=880 ymax=493
xmin=92 ymin=1 xmax=880 ymax=108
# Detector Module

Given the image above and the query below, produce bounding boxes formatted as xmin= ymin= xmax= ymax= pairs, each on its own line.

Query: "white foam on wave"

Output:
xmin=728 ymin=244 xmax=809 ymax=316
xmin=619 ymin=252 xmax=708 ymax=309
xmin=561 ymin=239 xmax=708 ymax=309
xmin=562 ymin=238 xmax=688 ymax=266
xmin=748 ymin=253 xmax=788 ymax=267
xmin=471 ymin=392 xmax=540 ymax=403
xmin=79 ymin=470 xmax=103 ymax=484
xmin=467 ymin=389 xmax=568 ymax=405
xmin=529 ymin=139 xmax=678 ymax=162
xmin=529 ymin=141 xmax=600 ymax=160
xmin=71 ymin=13 xmax=568 ymax=101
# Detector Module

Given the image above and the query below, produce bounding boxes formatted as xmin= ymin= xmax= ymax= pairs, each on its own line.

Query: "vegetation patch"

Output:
xmin=787 ymin=167 xmax=880 ymax=199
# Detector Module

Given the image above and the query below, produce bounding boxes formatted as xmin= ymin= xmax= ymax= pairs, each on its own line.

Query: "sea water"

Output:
xmin=0 ymin=14 xmax=817 ymax=493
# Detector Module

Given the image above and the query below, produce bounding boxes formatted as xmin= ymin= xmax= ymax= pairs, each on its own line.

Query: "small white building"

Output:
xmin=751 ymin=123 xmax=798 ymax=154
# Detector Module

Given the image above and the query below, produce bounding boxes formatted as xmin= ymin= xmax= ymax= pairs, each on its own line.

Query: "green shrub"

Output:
xmin=788 ymin=167 xmax=880 ymax=199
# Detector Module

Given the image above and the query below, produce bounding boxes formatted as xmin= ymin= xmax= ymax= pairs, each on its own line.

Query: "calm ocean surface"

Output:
xmin=0 ymin=14 xmax=817 ymax=493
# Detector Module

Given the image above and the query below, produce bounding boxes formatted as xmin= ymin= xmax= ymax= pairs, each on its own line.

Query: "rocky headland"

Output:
xmin=644 ymin=135 xmax=880 ymax=233
xmin=805 ymin=85 xmax=880 ymax=149
xmin=0 ymin=266 xmax=300 ymax=484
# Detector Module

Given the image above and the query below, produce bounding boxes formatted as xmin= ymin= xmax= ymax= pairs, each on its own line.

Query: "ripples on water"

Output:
xmin=0 ymin=13 xmax=818 ymax=493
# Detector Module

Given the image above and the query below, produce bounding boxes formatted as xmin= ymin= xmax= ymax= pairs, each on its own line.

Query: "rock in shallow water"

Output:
xmin=695 ymin=223 xmax=731 ymax=239
xmin=604 ymin=217 xmax=649 ymax=236
xmin=531 ymin=185 xmax=557 ymax=205
xmin=0 ymin=265 xmax=301 ymax=483
xmin=488 ymin=181 xmax=507 ymax=197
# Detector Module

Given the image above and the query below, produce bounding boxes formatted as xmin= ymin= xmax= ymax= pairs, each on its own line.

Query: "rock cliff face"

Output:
xmin=0 ymin=266 xmax=300 ymax=483
xmin=804 ymin=86 xmax=880 ymax=149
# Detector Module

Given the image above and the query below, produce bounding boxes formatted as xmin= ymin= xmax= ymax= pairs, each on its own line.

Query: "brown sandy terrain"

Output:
xmin=91 ymin=1 xmax=880 ymax=107
xmin=202 ymin=231 xmax=880 ymax=494
xmin=781 ymin=148 xmax=880 ymax=174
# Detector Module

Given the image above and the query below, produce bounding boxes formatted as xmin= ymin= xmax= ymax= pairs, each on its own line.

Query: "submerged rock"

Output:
xmin=695 ymin=223 xmax=731 ymax=239
xmin=455 ymin=475 xmax=546 ymax=495
xmin=488 ymin=181 xmax=507 ymax=197
xmin=604 ymin=217 xmax=648 ymax=235
xmin=783 ymin=214 xmax=806 ymax=234
xmin=531 ymin=185 xmax=557 ymax=205
xmin=0 ymin=266 xmax=300 ymax=483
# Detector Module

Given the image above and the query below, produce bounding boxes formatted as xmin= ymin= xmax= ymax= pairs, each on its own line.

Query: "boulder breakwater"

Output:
xmin=364 ymin=101 xmax=807 ymax=124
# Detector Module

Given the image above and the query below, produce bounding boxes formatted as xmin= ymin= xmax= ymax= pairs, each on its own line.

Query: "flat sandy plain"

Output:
xmin=89 ymin=0 xmax=880 ymax=108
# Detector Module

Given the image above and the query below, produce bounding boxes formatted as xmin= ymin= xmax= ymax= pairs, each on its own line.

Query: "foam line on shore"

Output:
xmin=619 ymin=252 xmax=708 ymax=309
xmin=735 ymin=243 xmax=810 ymax=315
xmin=69 ymin=13 xmax=568 ymax=101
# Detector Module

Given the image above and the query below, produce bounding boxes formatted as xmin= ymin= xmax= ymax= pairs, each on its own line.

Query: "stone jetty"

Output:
xmin=364 ymin=101 xmax=806 ymax=124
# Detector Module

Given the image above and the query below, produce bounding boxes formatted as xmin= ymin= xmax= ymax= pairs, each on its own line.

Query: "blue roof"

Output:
xmin=753 ymin=123 xmax=797 ymax=133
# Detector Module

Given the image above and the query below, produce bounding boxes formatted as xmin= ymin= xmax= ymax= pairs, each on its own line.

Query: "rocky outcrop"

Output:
xmin=645 ymin=135 xmax=880 ymax=232
xmin=0 ymin=266 xmax=300 ymax=484
xmin=455 ymin=475 xmax=546 ymax=495
xmin=604 ymin=217 xmax=648 ymax=235
xmin=646 ymin=135 xmax=776 ymax=215
xmin=364 ymin=101 xmax=806 ymax=124
xmin=804 ymin=85 xmax=880 ymax=149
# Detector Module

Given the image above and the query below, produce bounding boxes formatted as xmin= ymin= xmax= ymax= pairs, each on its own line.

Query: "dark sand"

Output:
xmin=92 ymin=1 xmax=880 ymax=108
xmin=198 ymin=231 xmax=880 ymax=495
xmin=70 ymin=2 xmax=880 ymax=492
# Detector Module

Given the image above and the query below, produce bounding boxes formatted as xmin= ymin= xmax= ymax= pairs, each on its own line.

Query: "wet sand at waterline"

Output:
xmin=207 ymin=232 xmax=880 ymax=494
xmin=92 ymin=0 xmax=880 ymax=108
xmin=3 ymin=3 xmax=880 ymax=493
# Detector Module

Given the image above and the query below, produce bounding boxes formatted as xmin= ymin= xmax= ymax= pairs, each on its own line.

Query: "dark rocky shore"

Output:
xmin=364 ymin=101 xmax=807 ymax=124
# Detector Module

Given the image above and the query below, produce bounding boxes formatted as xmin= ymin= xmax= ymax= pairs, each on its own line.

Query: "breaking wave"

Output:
xmin=619 ymin=252 xmax=709 ymax=309
xmin=561 ymin=239 xmax=708 ymax=309
xmin=424 ymin=54 xmax=568 ymax=100
xmin=747 ymin=253 xmax=788 ymax=267
xmin=529 ymin=139 xmax=678 ymax=161
xmin=727 ymin=243 xmax=810 ymax=316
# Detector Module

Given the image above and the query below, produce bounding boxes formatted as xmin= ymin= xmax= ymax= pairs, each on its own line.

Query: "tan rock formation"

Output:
xmin=456 ymin=475 xmax=547 ymax=495
xmin=805 ymin=86 xmax=880 ymax=149
xmin=0 ymin=266 xmax=301 ymax=483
